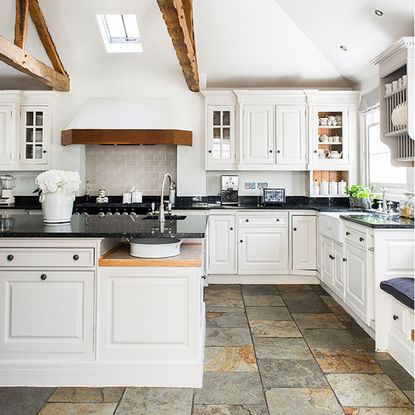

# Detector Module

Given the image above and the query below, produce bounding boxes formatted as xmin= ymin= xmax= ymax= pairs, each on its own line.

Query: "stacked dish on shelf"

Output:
xmin=391 ymin=102 xmax=408 ymax=130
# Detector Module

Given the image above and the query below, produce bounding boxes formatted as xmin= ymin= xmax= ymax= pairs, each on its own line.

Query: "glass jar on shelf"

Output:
xmin=399 ymin=192 xmax=414 ymax=219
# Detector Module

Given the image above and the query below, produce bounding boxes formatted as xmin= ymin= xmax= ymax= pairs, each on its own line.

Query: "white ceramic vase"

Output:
xmin=40 ymin=192 xmax=75 ymax=223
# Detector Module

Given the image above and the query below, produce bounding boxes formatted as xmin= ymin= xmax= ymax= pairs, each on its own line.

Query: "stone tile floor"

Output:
xmin=0 ymin=284 xmax=413 ymax=415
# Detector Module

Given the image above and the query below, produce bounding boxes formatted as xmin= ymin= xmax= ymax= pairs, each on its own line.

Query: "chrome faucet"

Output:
xmin=159 ymin=173 xmax=172 ymax=223
xmin=371 ymin=184 xmax=387 ymax=212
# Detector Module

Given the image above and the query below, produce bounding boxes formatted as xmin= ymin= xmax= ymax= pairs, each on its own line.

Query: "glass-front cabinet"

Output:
xmin=311 ymin=105 xmax=349 ymax=168
xmin=206 ymin=106 xmax=235 ymax=169
xmin=20 ymin=105 xmax=49 ymax=167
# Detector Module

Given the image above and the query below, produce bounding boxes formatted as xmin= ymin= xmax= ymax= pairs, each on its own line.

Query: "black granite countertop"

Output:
xmin=340 ymin=213 xmax=414 ymax=229
xmin=0 ymin=214 xmax=208 ymax=238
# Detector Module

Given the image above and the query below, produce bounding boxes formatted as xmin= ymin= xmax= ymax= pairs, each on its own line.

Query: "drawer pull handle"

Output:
xmin=40 ymin=274 xmax=47 ymax=281
xmin=201 ymin=275 xmax=207 ymax=280
xmin=329 ymin=254 xmax=335 ymax=260
xmin=7 ymin=254 xmax=14 ymax=261
xmin=240 ymin=239 xmax=243 ymax=243
xmin=393 ymin=315 xmax=399 ymax=320
xmin=346 ymin=232 xmax=350 ymax=236
xmin=293 ymin=227 xmax=297 ymax=231
xmin=343 ymin=258 xmax=347 ymax=262
xmin=73 ymin=254 xmax=80 ymax=261
xmin=245 ymin=219 xmax=249 ymax=222
xmin=230 ymin=227 xmax=234 ymax=231
xmin=359 ymin=237 xmax=364 ymax=242
xmin=276 ymin=218 xmax=280 ymax=222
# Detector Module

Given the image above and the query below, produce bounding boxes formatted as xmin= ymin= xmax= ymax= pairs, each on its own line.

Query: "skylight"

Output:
xmin=97 ymin=14 xmax=143 ymax=53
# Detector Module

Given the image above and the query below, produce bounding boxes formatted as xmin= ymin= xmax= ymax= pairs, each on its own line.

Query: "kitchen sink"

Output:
xmin=143 ymin=215 xmax=187 ymax=220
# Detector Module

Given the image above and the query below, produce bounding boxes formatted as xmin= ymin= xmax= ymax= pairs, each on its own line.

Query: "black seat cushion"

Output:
xmin=380 ymin=277 xmax=414 ymax=310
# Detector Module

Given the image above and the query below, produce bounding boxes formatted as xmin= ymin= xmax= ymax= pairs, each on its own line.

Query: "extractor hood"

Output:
xmin=61 ymin=98 xmax=192 ymax=146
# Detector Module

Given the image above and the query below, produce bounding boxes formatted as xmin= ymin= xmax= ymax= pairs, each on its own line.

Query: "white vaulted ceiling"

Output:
xmin=0 ymin=0 xmax=413 ymax=90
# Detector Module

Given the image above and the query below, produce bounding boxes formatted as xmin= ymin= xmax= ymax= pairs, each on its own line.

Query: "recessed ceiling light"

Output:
xmin=340 ymin=45 xmax=348 ymax=52
xmin=374 ymin=9 xmax=384 ymax=16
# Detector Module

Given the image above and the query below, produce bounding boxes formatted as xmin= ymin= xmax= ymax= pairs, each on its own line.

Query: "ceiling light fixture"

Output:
xmin=374 ymin=9 xmax=384 ymax=16
xmin=340 ymin=45 xmax=348 ymax=52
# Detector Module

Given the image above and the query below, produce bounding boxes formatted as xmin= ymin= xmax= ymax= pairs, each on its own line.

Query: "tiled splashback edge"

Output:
xmin=85 ymin=145 xmax=177 ymax=196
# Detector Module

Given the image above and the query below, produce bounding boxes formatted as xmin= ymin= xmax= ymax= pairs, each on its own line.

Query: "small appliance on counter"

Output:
xmin=262 ymin=188 xmax=286 ymax=205
xmin=0 ymin=175 xmax=16 ymax=205
xmin=220 ymin=175 xmax=239 ymax=205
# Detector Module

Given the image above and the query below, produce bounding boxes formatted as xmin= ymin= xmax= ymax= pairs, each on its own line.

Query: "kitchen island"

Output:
xmin=0 ymin=213 xmax=207 ymax=387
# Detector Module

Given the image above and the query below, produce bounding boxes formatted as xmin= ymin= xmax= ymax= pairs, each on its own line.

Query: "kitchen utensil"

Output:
xmin=320 ymin=181 xmax=329 ymax=195
xmin=332 ymin=136 xmax=340 ymax=143
xmin=220 ymin=175 xmax=239 ymax=205
xmin=329 ymin=181 xmax=338 ymax=196
xmin=319 ymin=134 xmax=329 ymax=143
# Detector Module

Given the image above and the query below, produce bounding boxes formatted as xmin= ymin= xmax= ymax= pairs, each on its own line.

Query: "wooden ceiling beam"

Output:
xmin=156 ymin=0 xmax=199 ymax=92
xmin=28 ymin=0 xmax=68 ymax=76
xmin=0 ymin=35 xmax=70 ymax=91
xmin=14 ymin=0 xmax=29 ymax=48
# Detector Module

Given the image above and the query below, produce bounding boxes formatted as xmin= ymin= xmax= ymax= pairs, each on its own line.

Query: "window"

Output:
xmin=364 ymin=107 xmax=407 ymax=199
xmin=97 ymin=15 xmax=143 ymax=53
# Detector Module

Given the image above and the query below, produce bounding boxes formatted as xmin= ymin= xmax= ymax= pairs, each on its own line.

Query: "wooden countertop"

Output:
xmin=99 ymin=242 xmax=203 ymax=267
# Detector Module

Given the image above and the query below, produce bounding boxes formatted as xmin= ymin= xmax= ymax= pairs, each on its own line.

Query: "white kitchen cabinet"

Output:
xmin=332 ymin=241 xmax=345 ymax=299
xmin=292 ymin=215 xmax=316 ymax=270
xmin=321 ymin=235 xmax=334 ymax=286
xmin=0 ymin=270 xmax=94 ymax=354
xmin=206 ymin=106 xmax=236 ymax=169
xmin=207 ymin=215 xmax=236 ymax=274
xmin=238 ymin=227 xmax=288 ymax=274
xmin=345 ymin=242 xmax=367 ymax=322
xmin=0 ymin=105 xmax=15 ymax=168
xmin=241 ymin=105 xmax=274 ymax=165
xmin=276 ymin=105 xmax=307 ymax=166
xmin=19 ymin=105 xmax=49 ymax=167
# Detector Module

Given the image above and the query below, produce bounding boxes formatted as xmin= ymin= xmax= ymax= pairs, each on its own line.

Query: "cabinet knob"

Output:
xmin=329 ymin=254 xmax=335 ymax=260
xmin=277 ymin=150 xmax=281 ymax=154
xmin=276 ymin=218 xmax=280 ymax=222
xmin=346 ymin=232 xmax=350 ymax=236
xmin=240 ymin=239 xmax=243 ymax=243
xmin=359 ymin=237 xmax=364 ymax=242
xmin=42 ymin=150 xmax=47 ymax=154
xmin=293 ymin=227 xmax=297 ymax=231
xmin=7 ymin=254 xmax=14 ymax=261
xmin=40 ymin=274 xmax=47 ymax=281
xmin=269 ymin=149 xmax=273 ymax=153
xmin=201 ymin=275 xmax=207 ymax=280
xmin=245 ymin=219 xmax=249 ymax=222
xmin=314 ymin=150 xmax=317 ymax=154
xmin=343 ymin=258 xmax=347 ymax=262
xmin=230 ymin=227 xmax=234 ymax=231
xmin=73 ymin=254 xmax=79 ymax=261
xmin=208 ymin=150 xmax=212 ymax=154
xmin=393 ymin=314 xmax=399 ymax=320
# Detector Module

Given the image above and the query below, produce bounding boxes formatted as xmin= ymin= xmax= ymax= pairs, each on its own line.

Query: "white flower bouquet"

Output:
xmin=35 ymin=170 xmax=81 ymax=195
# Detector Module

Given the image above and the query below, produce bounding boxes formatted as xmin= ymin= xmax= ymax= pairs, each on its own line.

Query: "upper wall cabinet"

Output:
xmin=241 ymin=105 xmax=274 ymax=166
xmin=0 ymin=92 xmax=52 ymax=171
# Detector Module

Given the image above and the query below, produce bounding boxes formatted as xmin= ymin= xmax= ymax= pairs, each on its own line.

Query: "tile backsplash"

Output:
xmin=85 ymin=145 xmax=177 ymax=196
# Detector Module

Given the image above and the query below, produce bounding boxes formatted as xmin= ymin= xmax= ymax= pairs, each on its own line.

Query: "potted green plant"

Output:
xmin=345 ymin=185 xmax=375 ymax=208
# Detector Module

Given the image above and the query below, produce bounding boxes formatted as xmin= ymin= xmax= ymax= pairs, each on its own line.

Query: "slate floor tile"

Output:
xmin=312 ymin=349 xmax=384 ymax=373
xmin=292 ymin=313 xmax=346 ymax=329
xmin=326 ymin=374 xmax=413 ymax=407
xmin=319 ymin=294 xmax=339 ymax=307
xmin=115 ymin=387 xmax=193 ymax=415
xmin=204 ymin=347 xmax=257 ymax=372
xmin=0 ymin=387 xmax=55 ymax=415
xmin=403 ymin=389 xmax=414 ymax=403
xmin=205 ymin=290 xmax=244 ymax=307
xmin=258 ymin=359 xmax=328 ymax=389
xmin=311 ymin=285 xmax=327 ymax=295
xmin=277 ymin=284 xmax=314 ymax=291
xmin=241 ymin=285 xmax=278 ymax=295
xmin=242 ymin=294 xmax=284 ymax=307
xmin=194 ymin=372 xmax=265 ymax=405
xmin=206 ymin=285 xmax=241 ymax=292
xmin=39 ymin=403 xmax=117 ymax=415
xmin=48 ymin=387 xmax=124 ymax=403
xmin=250 ymin=320 xmax=302 ymax=337
xmin=206 ymin=327 xmax=252 ymax=347
xmin=253 ymin=337 xmax=313 ymax=360
xmin=302 ymin=328 xmax=364 ymax=351
xmin=343 ymin=408 xmax=414 ymax=415
xmin=193 ymin=404 xmax=269 ymax=415
xmin=246 ymin=306 xmax=292 ymax=321
xmin=284 ymin=299 xmax=332 ymax=314
xmin=206 ymin=307 xmax=249 ymax=328
xmin=266 ymin=388 xmax=344 ymax=415
xmin=377 ymin=359 xmax=415 ymax=390
xmin=279 ymin=291 xmax=321 ymax=301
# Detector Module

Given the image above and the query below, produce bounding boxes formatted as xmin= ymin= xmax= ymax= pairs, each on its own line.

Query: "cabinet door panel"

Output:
xmin=276 ymin=105 xmax=306 ymax=165
xmin=0 ymin=105 xmax=13 ymax=167
xmin=0 ymin=270 xmax=94 ymax=353
xmin=208 ymin=215 xmax=236 ymax=274
xmin=321 ymin=236 xmax=333 ymax=286
xmin=332 ymin=242 xmax=345 ymax=300
xmin=292 ymin=215 xmax=316 ymax=270
xmin=242 ymin=105 xmax=274 ymax=165
xmin=238 ymin=228 xmax=288 ymax=274
xmin=345 ymin=243 xmax=367 ymax=321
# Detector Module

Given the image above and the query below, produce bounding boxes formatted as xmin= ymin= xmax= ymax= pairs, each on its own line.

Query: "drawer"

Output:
xmin=0 ymin=248 xmax=95 ymax=267
xmin=238 ymin=213 xmax=288 ymax=227
xmin=391 ymin=298 xmax=406 ymax=335
xmin=344 ymin=227 xmax=367 ymax=249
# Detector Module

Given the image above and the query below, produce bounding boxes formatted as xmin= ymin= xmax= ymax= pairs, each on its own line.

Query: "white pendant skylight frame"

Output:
xmin=97 ymin=14 xmax=143 ymax=53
